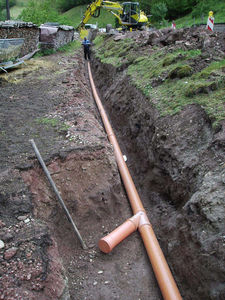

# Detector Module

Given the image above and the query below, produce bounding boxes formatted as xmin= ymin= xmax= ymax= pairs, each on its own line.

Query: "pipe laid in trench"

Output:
xmin=87 ymin=62 xmax=182 ymax=300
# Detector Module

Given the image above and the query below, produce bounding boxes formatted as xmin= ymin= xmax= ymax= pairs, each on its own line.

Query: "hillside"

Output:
xmin=63 ymin=1 xmax=225 ymax=29
xmin=63 ymin=5 xmax=115 ymax=28
xmin=6 ymin=0 xmax=225 ymax=28
xmin=175 ymin=1 xmax=225 ymax=28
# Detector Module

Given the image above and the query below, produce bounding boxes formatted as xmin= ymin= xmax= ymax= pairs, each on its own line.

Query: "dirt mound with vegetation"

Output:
xmin=91 ymin=26 xmax=225 ymax=300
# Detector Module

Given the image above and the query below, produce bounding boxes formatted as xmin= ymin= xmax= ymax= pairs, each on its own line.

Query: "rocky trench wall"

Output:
xmin=0 ymin=24 xmax=39 ymax=57
xmin=91 ymin=58 xmax=225 ymax=300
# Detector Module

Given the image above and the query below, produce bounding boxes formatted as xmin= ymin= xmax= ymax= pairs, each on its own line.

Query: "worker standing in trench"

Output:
xmin=82 ymin=37 xmax=91 ymax=60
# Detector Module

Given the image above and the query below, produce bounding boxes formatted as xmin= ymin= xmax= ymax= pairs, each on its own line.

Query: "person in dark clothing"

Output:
xmin=82 ymin=37 xmax=91 ymax=60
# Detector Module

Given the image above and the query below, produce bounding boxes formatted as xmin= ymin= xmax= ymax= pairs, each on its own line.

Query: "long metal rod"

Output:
xmin=87 ymin=62 xmax=182 ymax=300
xmin=30 ymin=139 xmax=87 ymax=250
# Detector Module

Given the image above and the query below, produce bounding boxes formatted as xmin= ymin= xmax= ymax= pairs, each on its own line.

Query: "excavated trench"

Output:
xmin=0 ymin=44 xmax=224 ymax=300
xmin=0 ymin=52 xmax=164 ymax=300
xmin=91 ymin=57 xmax=225 ymax=300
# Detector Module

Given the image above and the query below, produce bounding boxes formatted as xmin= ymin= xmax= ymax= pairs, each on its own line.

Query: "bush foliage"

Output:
xmin=19 ymin=0 xmax=73 ymax=25
xmin=56 ymin=0 xmax=90 ymax=12
xmin=0 ymin=0 xmax=16 ymax=10
xmin=138 ymin=0 xmax=220 ymax=21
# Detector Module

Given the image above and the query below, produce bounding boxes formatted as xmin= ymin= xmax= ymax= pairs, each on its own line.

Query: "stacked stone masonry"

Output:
xmin=39 ymin=25 xmax=75 ymax=51
xmin=0 ymin=21 xmax=75 ymax=58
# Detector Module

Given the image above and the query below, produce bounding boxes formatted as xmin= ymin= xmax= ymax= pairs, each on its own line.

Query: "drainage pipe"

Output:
xmin=87 ymin=62 xmax=182 ymax=300
xmin=30 ymin=139 xmax=87 ymax=250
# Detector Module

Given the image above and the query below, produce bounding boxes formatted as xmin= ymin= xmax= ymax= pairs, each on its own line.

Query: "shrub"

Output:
xmin=0 ymin=0 xmax=16 ymax=10
xmin=151 ymin=2 xmax=168 ymax=22
xmin=19 ymin=0 xmax=59 ymax=25
xmin=192 ymin=0 xmax=213 ymax=18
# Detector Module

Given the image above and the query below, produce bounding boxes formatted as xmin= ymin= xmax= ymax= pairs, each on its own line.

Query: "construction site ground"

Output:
xmin=0 ymin=27 xmax=225 ymax=300
xmin=0 ymin=50 xmax=163 ymax=300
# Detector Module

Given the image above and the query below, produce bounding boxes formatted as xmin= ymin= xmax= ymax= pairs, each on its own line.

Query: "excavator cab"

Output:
xmin=122 ymin=2 xmax=140 ymax=24
xmin=77 ymin=0 xmax=148 ymax=32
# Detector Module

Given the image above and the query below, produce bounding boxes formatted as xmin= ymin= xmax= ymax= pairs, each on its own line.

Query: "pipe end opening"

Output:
xmin=98 ymin=239 xmax=111 ymax=253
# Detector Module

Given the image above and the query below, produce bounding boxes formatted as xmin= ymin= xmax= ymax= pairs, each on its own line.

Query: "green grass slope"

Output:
xmin=175 ymin=2 xmax=225 ymax=29
xmin=94 ymin=35 xmax=225 ymax=128
xmin=63 ymin=5 xmax=115 ymax=28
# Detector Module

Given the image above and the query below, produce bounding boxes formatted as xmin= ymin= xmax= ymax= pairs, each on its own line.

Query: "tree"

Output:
xmin=139 ymin=0 xmax=152 ymax=14
xmin=6 ymin=0 xmax=10 ymax=20
xmin=151 ymin=2 xmax=167 ymax=22
xmin=56 ymin=0 xmax=91 ymax=12
xmin=19 ymin=0 xmax=59 ymax=25
xmin=164 ymin=0 xmax=197 ymax=19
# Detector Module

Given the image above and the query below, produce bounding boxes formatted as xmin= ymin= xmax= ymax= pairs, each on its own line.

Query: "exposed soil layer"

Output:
xmin=91 ymin=27 xmax=225 ymax=300
xmin=0 ymin=51 xmax=162 ymax=299
xmin=0 ymin=26 xmax=224 ymax=300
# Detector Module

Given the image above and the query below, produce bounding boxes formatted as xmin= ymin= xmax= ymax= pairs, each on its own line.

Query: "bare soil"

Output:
xmin=0 ymin=51 xmax=162 ymax=299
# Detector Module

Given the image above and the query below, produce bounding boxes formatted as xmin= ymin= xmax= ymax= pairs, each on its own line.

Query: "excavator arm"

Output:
xmin=76 ymin=0 xmax=123 ymax=31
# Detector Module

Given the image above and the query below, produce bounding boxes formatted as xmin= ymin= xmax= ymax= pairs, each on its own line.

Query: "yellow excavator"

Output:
xmin=77 ymin=0 xmax=148 ymax=31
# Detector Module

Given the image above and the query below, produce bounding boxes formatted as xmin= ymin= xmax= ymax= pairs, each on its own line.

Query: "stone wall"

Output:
xmin=55 ymin=27 xmax=74 ymax=49
xmin=0 ymin=21 xmax=39 ymax=58
xmin=39 ymin=25 xmax=74 ymax=50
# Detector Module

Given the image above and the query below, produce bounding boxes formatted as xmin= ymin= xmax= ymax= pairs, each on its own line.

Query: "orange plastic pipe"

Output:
xmin=99 ymin=212 xmax=140 ymax=253
xmin=99 ymin=218 xmax=137 ymax=253
xmin=88 ymin=62 xmax=182 ymax=300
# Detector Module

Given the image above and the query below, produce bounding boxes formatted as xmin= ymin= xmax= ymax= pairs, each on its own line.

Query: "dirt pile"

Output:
xmin=144 ymin=27 xmax=225 ymax=54
xmin=92 ymin=27 xmax=225 ymax=299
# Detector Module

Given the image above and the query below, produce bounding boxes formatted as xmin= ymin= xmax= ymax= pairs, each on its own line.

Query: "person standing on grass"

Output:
xmin=82 ymin=37 xmax=91 ymax=60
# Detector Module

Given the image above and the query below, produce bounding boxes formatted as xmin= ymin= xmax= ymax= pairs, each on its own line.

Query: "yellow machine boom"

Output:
xmin=77 ymin=0 xmax=148 ymax=31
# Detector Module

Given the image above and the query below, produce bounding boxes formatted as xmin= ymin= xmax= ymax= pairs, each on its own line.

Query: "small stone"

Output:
xmin=24 ymin=218 xmax=30 ymax=224
xmin=0 ymin=240 xmax=5 ymax=249
xmin=27 ymin=274 xmax=32 ymax=280
xmin=17 ymin=215 xmax=27 ymax=221
xmin=26 ymin=252 xmax=32 ymax=258
xmin=2 ymin=232 xmax=14 ymax=242
xmin=62 ymin=79 xmax=69 ymax=84
xmin=0 ymin=220 xmax=5 ymax=228
xmin=4 ymin=247 xmax=18 ymax=260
